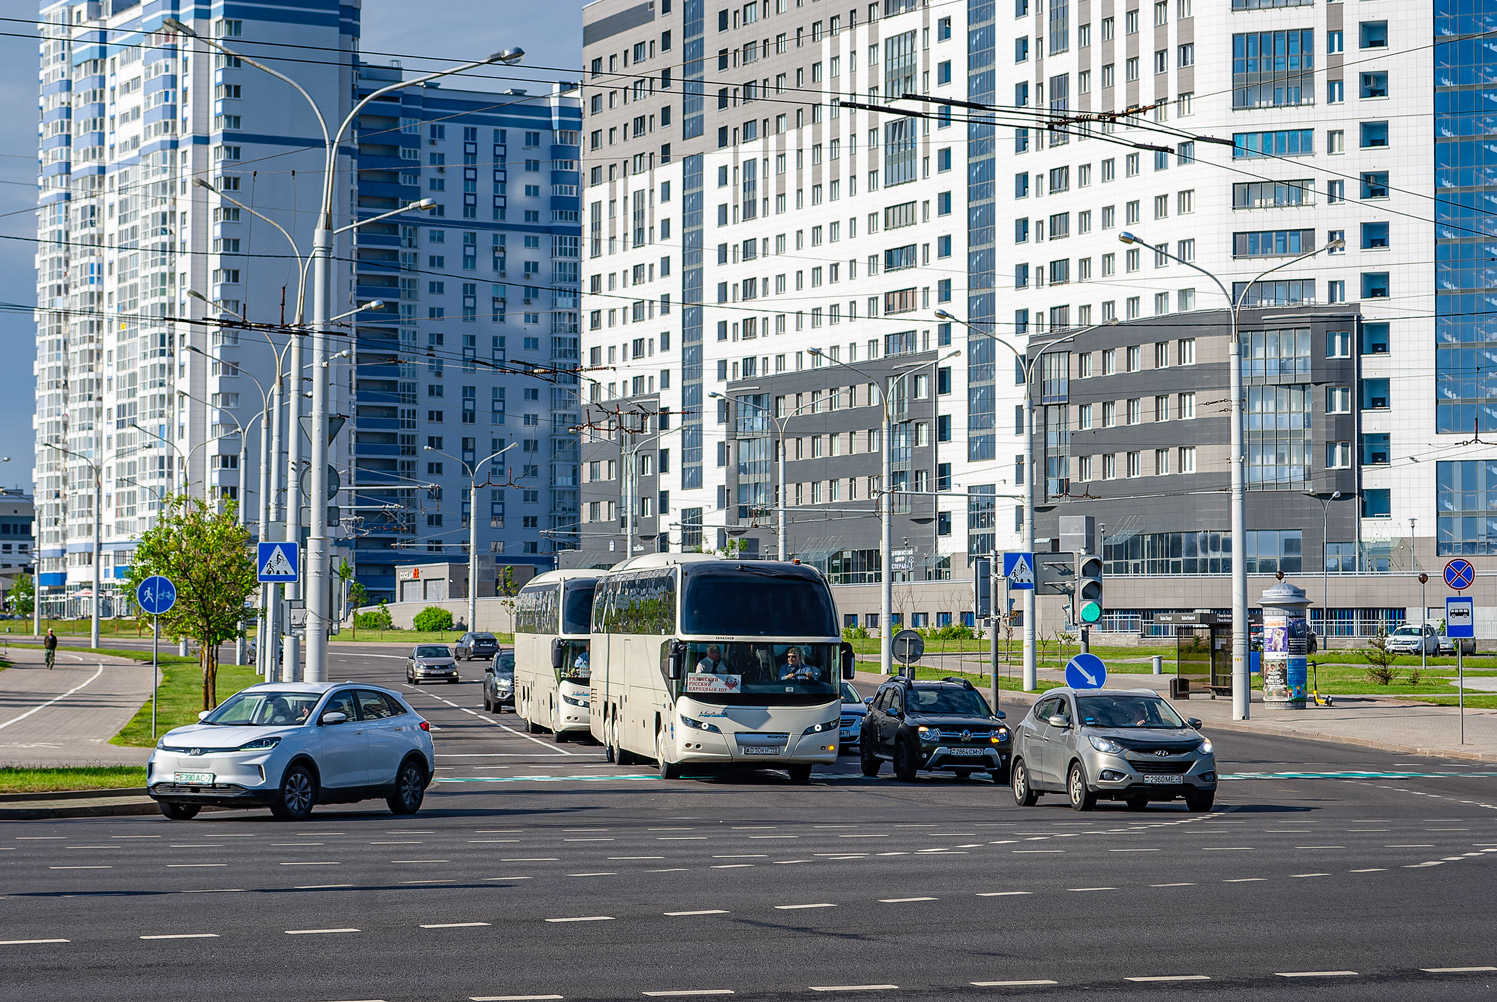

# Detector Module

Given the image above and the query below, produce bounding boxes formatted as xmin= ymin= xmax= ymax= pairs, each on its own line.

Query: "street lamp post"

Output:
xmin=808 ymin=348 xmax=960 ymax=676
xmin=1305 ymin=490 xmax=1344 ymax=643
xmin=425 ymin=443 xmax=517 ymax=632
xmin=936 ymin=311 xmax=1101 ymax=692
xmin=166 ymin=16 xmax=522 ymax=682
xmin=43 ymin=444 xmax=100 ymax=650
xmin=1118 ymin=232 xmax=1344 ymax=720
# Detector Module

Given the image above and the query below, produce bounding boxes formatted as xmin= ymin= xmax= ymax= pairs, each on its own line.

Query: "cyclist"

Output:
xmin=43 ymin=628 xmax=57 ymax=670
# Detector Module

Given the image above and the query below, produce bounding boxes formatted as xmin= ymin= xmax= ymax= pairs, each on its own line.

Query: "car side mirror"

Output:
xmin=863 ymin=695 xmax=873 ymax=705
xmin=1188 ymin=717 xmax=1202 ymax=730
xmin=889 ymin=706 xmax=903 ymax=718
xmin=667 ymin=640 xmax=685 ymax=681
xmin=197 ymin=710 xmax=211 ymax=721
xmin=551 ymin=638 xmax=565 ymax=672
xmin=320 ymin=711 xmax=348 ymax=725
xmin=840 ymin=642 xmax=856 ymax=681
xmin=993 ymin=710 xmax=1006 ymax=720
xmin=1047 ymin=714 xmax=1069 ymax=728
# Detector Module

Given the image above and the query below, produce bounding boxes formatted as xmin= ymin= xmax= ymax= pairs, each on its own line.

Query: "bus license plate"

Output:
xmin=1142 ymin=774 xmax=1178 ymax=785
xmin=742 ymin=745 xmax=783 ymax=756
xmin=175 ymin=772 xmax=213 ymax=785
xmin=950 ymin=747 xmax=983 ymax=756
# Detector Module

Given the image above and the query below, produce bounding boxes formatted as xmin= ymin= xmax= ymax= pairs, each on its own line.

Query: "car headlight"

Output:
xmin=237 ymin=736 xmax=282 ymax=751
xmin=991 ymin=726 xmax=1009 ymax=743
xmin=802 ymin=717 xmax=841 ymax=736
xmin=1196 ymin=737 xmax=1213 ymax=755
xmin=679 ymin=714 xmax=720 ymax=733
xmin=916 ymin=725 xmax=939 ymax=743
xmin=1089 ymin=735 xmax=1126 ymax=754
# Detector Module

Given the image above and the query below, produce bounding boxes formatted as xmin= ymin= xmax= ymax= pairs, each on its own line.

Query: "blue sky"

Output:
xmin=0 ymin=2 xmax=585 ymax=488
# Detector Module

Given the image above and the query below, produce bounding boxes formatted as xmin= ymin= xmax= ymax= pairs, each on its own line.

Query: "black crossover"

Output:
xmin=860 ymin=677 xmax=1011 ymax=783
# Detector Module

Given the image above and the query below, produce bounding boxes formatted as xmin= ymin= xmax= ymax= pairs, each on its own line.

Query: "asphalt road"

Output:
xmin=3 ymin=648 xmax=1496 ymax=1002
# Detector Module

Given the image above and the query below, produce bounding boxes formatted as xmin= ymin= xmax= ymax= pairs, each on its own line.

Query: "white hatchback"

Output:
xmin=147 ymin=682 xmax=435 ymax=821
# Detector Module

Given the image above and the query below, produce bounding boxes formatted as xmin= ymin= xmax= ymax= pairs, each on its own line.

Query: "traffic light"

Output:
xmin=1076 ymin=553 xmax=1104 ymax=624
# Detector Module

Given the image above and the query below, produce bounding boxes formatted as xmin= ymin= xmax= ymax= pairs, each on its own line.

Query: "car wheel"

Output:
xmin=1011 ymin=757 xmax=1039 ymax=807
xmin=786 ymin=764 xmax=813 ymax=784
xmin=386 ymin=758 xmax=427 ymax=815
xmin=269 ymin=764 xmax=316 ymax=821
xmin=1125 ymin=797 xmax=1150 ymax=811
xmin=657 ymin=727 xmax=680 ymax=780
xmin=893 ymin=740 xmax=918 ymax=782
xmin=1184 ymin=790 xmax=1215 ymax=812
xmin=859 ymin=736 xmax=881 ymax=777
xmin=482 ymin=690 xmax=492 ymax=712
xmin=1067 ymin=761 xmax=1097 ymax=812
xmin=158 ymin=801 xmax=200 ymax=821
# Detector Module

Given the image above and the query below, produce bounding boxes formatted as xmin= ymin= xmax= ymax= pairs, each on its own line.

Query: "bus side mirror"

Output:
xmin=551 ymin=638 xmax=565 ymax=672
xmin=840 ymin=642 xmax=856 ymax=681
xmin=667 ymin=640 xmax=686 ymax=681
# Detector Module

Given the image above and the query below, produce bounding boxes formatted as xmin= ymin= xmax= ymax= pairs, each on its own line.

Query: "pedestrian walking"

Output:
xmin=43 ymin=628 xmax=57 ymax=670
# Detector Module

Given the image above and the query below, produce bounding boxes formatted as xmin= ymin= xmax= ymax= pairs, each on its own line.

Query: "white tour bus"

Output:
xmin=588 ymin=553 xmax=854 ymax=782
xmin=513 ymin=569 xmax=604 ymax=742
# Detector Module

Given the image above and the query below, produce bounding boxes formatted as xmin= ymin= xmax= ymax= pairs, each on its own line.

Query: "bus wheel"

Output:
xmin=604 ymin=724 xmax=616 ymax=763
xmin=786 ymin=764 xmax=813 ymax=784
xmin=657 ymin=728 xmax=681 ymax=780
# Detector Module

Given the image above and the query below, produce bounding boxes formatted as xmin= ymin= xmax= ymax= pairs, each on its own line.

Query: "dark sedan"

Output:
xmin=455 ymin=631 xmax=499 ymax=661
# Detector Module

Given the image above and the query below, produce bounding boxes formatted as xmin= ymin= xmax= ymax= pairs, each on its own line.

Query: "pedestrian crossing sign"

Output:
xmin=257 ymin=541 xmax=300 ymax=583
xmin=1003 ymin=551 xmax=1036 ymax=590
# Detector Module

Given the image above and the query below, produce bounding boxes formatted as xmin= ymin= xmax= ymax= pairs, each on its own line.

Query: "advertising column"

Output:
xmin=1259 ymin=581 xmax=1311 ymax=710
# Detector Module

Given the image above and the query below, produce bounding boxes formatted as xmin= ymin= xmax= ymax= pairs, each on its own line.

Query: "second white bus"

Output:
xmin=513 ymin=569 xmax=604 ymax=742
xmin=588 ymin=553 xmax=854 ymax=782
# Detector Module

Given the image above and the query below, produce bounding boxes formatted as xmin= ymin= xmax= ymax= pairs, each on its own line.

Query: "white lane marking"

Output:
xmin=1110 ymin=848 xmax=1160 ymax=853
xmin=544 ymin=916 xmax=614 ymax=923
xmin=1291 ymin=873 xmax=1330 ymax=878
xmin=1068 ymin=887 xmax=1116 ymax=892
xmin=976 ymin=891 xmax=1033 ymax=897
xmin=422 ymin=922 xmax=492 ymax=929
xmin=140 ymin=933 xmax=220 ymax=940
xmin=1150 ymin=883 xmax=1196 ymax=887
xmin=772 ymin=860 xmax=811 ymax=865
xmin=1275 ymin=971 xmax=1358 ymax=978
xmin=1349 ymin=868 xmax=1386 ymax=873
xmin=1423 ymin=967 xmax=1497 ymax=973
xmin=168 ymin=863 xmax=227 ymax=868
xmin=1203 ymin=847 xmax=1256 ymax=851
xmin=711 ymin=864 xmax=754 ymax=869
xmin=407 ymin=687 xmax=577 ymax=755
xmin=609 ymin=856 xmax=665 ymax=860
xmin=808 ymin=986 xmax=898 ymax=993
xmin=390 ymin=859 xmax=451 ymax=864
xmin=49 ymin=865 xmax=111 ymax=870
xmin=470 ymin=996 xmax=564 ymax=1001
xmin=1126 ymin=976 xmax=1210 ymax=982
xmin=285 ymin=928 xmax=360 ymax=935
xmin=294 ymin=884 xmax=354 ymax=890
xmin=971 ymin=981 xmax=1057 ymax=987
xmin=0 ymin=664 xmax=105 ymax=732
xmin=181 ymin=889 xmax=246 ymax=894
xmin=776 ymin=903 xmax=836 ymax=911
xmin=665 ymin=910 xmax=729 ymax=917
xmin=1296 ymin=845 xmax=1346 ymax=850
xmin=0 ymin=939 xmax=69 ymax=945
xmin=1224 ymin=878 xmax=1266 ymax=883
xmin=279 ymin=862 xmax=342 ymax=867
xmin=564 ymin=838 xmax=614 ymax=842
xmin=642 ymin=991 xmax=734 ymax=997
xmin=879 ymin=897 xmax=936 ymax=903
xmin=568 ymin=872 xmax=618 ymax=877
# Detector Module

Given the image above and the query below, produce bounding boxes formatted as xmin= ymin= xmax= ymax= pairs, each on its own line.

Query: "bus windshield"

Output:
xmin=680 ymin=569 xmax=837 ymax=637
xmin=558 ymin=640 xmax=591 ymax=684
xmin=678 ymin=641 xmax=840 ymax=705
xmin=562 ymin=581 xmax=597 ymax=635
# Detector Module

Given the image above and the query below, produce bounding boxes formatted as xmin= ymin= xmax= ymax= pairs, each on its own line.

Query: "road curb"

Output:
xmin=0 ymin=797 xmax=158 ymax=820
xmin=1190 ymin=716 xmax=1497 ymax=764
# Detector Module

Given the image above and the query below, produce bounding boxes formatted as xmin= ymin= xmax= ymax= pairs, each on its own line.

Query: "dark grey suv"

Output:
xmin=1010 ymin=688 xmax=1217 ymax=812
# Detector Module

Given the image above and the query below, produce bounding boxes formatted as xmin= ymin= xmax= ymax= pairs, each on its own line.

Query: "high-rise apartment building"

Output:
xmin=578 ymin=0 xmax=1495 ymax=637
xmin=34 ymin=1 xmax=580 ymax=614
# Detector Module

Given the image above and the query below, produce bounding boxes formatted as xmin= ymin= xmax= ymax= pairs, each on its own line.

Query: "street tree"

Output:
xmin=128 ymin=494 xmax=258 ymax=710
xmin=8 ymin=572 xmax=33 ymax=618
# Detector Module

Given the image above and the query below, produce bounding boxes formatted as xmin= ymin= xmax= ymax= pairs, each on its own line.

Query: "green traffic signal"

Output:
xmin=1079 ymin=600 xmax=1103 ymax=624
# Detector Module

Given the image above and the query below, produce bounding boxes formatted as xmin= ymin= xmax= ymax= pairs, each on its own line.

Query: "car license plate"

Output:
xmin=1142 ymin=774 xmax=1178 ymax=785
xmin=950 ymin=747 xmax=983 ymax=756
xmin=174 ymin=772 xmax=213 ymax=785
xmin=741 ymin=745 xmax=784 ymax=756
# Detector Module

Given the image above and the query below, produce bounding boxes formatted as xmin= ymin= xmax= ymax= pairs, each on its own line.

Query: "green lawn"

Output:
xmin=0 ymin=766 xmax=147 ymax=795
xmin=334 ymin=630 xmax=514 ymax=645
xmin=112 ymin=661 xmax=262 ymax=748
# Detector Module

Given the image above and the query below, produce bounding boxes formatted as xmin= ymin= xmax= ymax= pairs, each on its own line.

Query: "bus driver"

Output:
xmin=778 ymin=646 xmax=823 ymax=682
xmin=695 ymin=644 xmax=731 ymax=674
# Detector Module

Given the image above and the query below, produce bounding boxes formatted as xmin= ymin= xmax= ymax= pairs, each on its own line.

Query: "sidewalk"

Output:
xmin=0 ymin=646 xmax=155 ymax=768
xmin=857 ymin=665 xmax=1497 ymax=764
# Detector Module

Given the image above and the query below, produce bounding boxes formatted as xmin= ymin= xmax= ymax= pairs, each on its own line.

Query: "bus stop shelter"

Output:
xmin=1153 ymin=613 xmax=1233 ymax=699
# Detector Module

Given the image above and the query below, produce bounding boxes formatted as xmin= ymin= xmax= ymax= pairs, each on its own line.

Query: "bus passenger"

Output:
xmin=695 ymin=644 xmax=730 ymax=674
xmin=778 ymin=646 xmax=823 ymax=682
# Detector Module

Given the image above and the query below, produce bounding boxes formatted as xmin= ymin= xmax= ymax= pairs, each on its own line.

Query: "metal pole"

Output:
xmin=879 ymin=391 xmax=893 ymax=677
xmin=1421 ymin=575 xmax=1428 ymax=676
xmin=1022 ymin=378 xmax=1037 ymax=692
xmin=151 ymin=613 xmax=159 ymax=740
xmin=1322 ymin=501 xmax=1330 ymax=641
xmin=91 ymin=470 xmax=100 ymax=650
xmin=236 ymin=423 xmax=249 ymax=666
xmin=1229 ymin=303 xmax=1249 ymax=721
xmin=258 ymin=399 xmax=272 ymax=677
xmin=989 ymin=557 xmax=1000 ymax=713
xmin=305 ymin=223 xmax=333 ymax=683
xmin=282 ymin=328 xmax=304 ymax=683
xmin=468 ymin=470 xmax=479 ymax=632
xmin=777 ymin=427 xmax=787 ymax=561
xmin=1458 ymin=644 xmax=1465 ymax=743
xmin=625 ymin=433 xmax=635 ymax=559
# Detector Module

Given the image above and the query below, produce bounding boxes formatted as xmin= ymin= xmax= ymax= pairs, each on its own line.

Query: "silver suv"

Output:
xmin=1010 ymin=688 xmax=1217 ymax=812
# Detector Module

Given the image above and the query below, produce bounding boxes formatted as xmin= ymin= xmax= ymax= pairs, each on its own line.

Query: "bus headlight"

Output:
xmin=561 ymin=692 xmax=589 ymax=707
xmin=802 ymin=717 xmax=841 ymax=736
xmin=679 ymin=714 xmax=720 ymax=734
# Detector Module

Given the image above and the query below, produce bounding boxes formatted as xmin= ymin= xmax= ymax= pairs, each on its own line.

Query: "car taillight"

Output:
xmin=418 ymin=720 xmax=431 ymax=732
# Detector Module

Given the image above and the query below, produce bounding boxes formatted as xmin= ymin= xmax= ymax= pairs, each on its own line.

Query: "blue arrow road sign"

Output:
xmin=136 ymin=575 xmax=177 ymax=616
xmin=1446 ymin=596 xmax=1475 ymax=639
xmin=257 ymin=541 xmax=300 ymax=583
xmin=1065 ymin=652 xmax=1107 ymax=690
xmin=1445 ymin=558 xmax=1476 ymax=591
xmin=1002 ymin=551 xmax=1036 ymax=590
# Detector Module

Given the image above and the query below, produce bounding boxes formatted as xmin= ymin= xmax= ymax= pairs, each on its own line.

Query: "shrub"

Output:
xmin=413 ymin=606 xmax=454 ymax=633
xmin=842 ymin=625 xmax=870 ymax=640
xmin=1362 ymin=629 xmax=1399 ymax=685
xmin=356 ymin=604 xmax=393 ymax=631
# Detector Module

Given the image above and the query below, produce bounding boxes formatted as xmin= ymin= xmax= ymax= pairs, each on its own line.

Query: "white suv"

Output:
xmin=148 ymin=682 xmax=435 ymax=821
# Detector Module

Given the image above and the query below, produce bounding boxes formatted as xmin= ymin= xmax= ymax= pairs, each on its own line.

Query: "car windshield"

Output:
xmin=679 ymin=641 xmax=839 ymax=705
xmin=841 ymin=682 xmax=862 ymax=704
xmin=1075 ymin=694 xmax=1188 ymax=729
xmin=907 ymin=687 xmax=991 ymax=716
xmin=494 ymin=655 xmax=514 ymax=678
xmin=1391 ymin=627 xmax=1420 ymax=637
xmin=203 ymin=690 xmax=321 ymax=727
xmin=415 ymin=646 xmax=451 ymax=658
